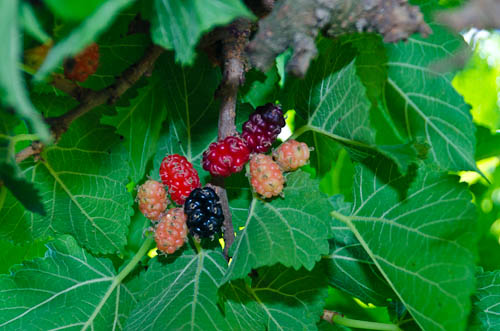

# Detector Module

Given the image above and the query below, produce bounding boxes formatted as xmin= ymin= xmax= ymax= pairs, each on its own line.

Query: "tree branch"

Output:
xmin=436 ymin=0 xmax=500 ymax=31
xmin=211 ymin=19 xmax=252 ymax=260
xmin=247 ymin=0 xmax=431 ymax=77
xmin=15 ymin=45 xmax=164 ymax=163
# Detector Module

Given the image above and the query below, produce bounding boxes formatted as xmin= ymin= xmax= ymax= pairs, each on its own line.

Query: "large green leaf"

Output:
xmin=125 ymin=248 xmax=230 ymax=330
xmin=284 ymin=39 xmax=375 ymax=147
xmin=331 ymin=159 xmax=477 ymax=331
xmin=469 ymin=270 xmax=500 ymax=330
xmin=151 ymin=0 xmax=253 ymax=64
xmin=102 ymin=73 xmax=168 ymax=183
xmin=385 ymin=24 xmax=477 ymax=171
xmin=325 ymin=196 xmax=396 ymax=306
xmin=35 ymin=0 xmax=135 ymax=80
xmin=223 ymin=171 xmax=332 ymax=283
xmin=0 ymin=235 xmax=137 ymax=330
xmin=0 ymin=111 xmax=132 ymax=254
xmin=0 ymin=0 xmax=50 ymax=142
xmin=0 ymin=238 xmax=47 ymax=274
xmin=222 ymin=263 xmax=328 ymax=330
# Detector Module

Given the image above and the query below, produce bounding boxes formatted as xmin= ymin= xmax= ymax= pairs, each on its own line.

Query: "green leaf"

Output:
xmin=125 ymin=248 xmax=230 ymax=330
xmin=325 ymin=196 xmax=396 ymax=306
xmin=0 ymin=238 xmax=48 ymax=274
xmin=0 ymin=235 xmax=137 ymax=330
xmin=0 ymin=0 xmax=50 ymax=142
xmin=240 ymin=67 xmax=280 ymax=108
xmin=319 ymin=148 xmax=354 ymax=199
xmin=82 ymin=30 xmax=149 ymax=90
xmin=35 ymin=0 xmax=135 ymax=80
xmin=469 ymin=270 xmax=500 ymax=330
xmin=43 ymin=0 xmax=107 ymax=21
xmin=151 ymin=0 xmax=253 ymax=64
xmin=0 ymin=163 xmax=45 ymax=215
xmin=331 ymin=159 xmax=477 ymax=331
xmin=0 ymin=111 xmax=132 ymax=254
xmin=475 ymin=125 xmax=500 ymax=160
xmin=222 ymin=263 xmax=328 ymax=330
xmin=385 ymin=24 xmax=477 ymax=172
xmin=343 ymin=34 xmax=387 ymax=102
xmin=102 ymin=73 xmax=168 ymax=183
xmin=151 ymin=53 xmax=253 ymax=179
xmin=318 ymin=319 xmax=351 ymax=330
xmin=0 ymin=112 xmax=45 ymax=215
xmin=223 ymin=171 xmax=332 ymax=283
xmin=285 ymin=39 xmax=375 ymax=148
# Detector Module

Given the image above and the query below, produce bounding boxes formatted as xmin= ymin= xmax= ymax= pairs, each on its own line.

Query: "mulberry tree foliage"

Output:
xmin=0 ymin=0 xmax=498 ymax=330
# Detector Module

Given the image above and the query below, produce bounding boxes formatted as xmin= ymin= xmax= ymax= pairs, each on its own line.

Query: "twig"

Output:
xmin=15 ymin=45 xmax=164 ymax=163
xmin=211 ymin=19 xmax=252 ymax=260
xmin=51 ymin=74 xmax=90 ymax=101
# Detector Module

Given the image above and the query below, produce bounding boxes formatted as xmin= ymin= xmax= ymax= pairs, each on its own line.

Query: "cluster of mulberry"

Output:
xmin=136 ymin=103 xmax=310 ymax=255
xmin=137 ymin=153 xmax=225 ymax=254
xmin=202 ymin=103 xmax=310 ymax=198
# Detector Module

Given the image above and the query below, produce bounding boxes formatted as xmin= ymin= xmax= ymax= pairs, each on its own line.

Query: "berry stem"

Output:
xmin=322 ymin=310 xmax=402 ymax=331
xmin=81 ymin=236 xmax=153 ymax=331
xmin=211 ymin=19 xmax=252 ymax=261
xmin=116 ymin=236 xmax=154 ymax=283
xmin=192 ymin=238 xmax=203 ymax=254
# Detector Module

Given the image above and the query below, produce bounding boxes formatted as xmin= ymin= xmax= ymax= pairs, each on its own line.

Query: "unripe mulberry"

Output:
xmin=242 ymin=103 xmax=286 ymax=153
xmin=64 ymin=43 xmax=99 ymax=82
xmin=184 ymin=187 xmax=224 ymax=238
xmin=154 ymin=208 xmax=188 ymax=254
xmin=249 ymin=154 xmax=285 ymax=198
xmin=202 ymin=136 xmax=250 ymax=177
xmin=136 ymin=180 xmax=169 ymax=221
xmin=273 ymin=140 xmax=310 ymax=171
xmin=160 ymin=154 xmax=201 ymax=205
xmin=24 ymin=41 xmax=52 ymax=71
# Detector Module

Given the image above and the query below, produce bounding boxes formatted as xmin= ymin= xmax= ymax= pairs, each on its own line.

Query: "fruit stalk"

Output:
xmin=212 ymin=18 xmax=252 ymax=260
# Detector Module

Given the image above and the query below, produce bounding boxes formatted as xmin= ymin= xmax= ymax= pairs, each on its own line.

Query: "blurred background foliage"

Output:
xmin=453 ymin=29 xmax=500 ymax=272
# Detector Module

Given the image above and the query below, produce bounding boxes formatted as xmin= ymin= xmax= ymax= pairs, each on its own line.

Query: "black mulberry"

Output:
xmin=184 ymin=187 xmax=224 ymax=238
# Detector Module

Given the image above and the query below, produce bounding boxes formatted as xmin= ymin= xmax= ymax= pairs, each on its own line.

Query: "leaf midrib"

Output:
xmin=42 ymin=161 xmax=120 ymax=252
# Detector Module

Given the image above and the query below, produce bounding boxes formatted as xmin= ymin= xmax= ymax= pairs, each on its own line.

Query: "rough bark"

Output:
xmin=247 ymin=0 xmax=431 ymax=77
xmin=436 ymin=0 xmax=500 ymax=31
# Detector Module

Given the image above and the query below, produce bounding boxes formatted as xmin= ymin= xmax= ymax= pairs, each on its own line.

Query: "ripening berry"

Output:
xmin=202 ymin=136 xmax=250 ymax=177
xmin=136 ymin=180 xmax=169 ymax=221
xmin=241 ymin=103 xmax=286 ymax=153
xmin=273 ymin=139 xmax=310 ymax=171
xmin=24 ymin=41 xmax=52 ymax=71
xmin=160 ymin=154 xmax=201 ymax=205
xmin=154 ymin=208 xmax=188 ymax=254
xmin=64 ymin=43 xmax=99 ymax=82
xmin=249 ymin=154 xmax=285 ymax=198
